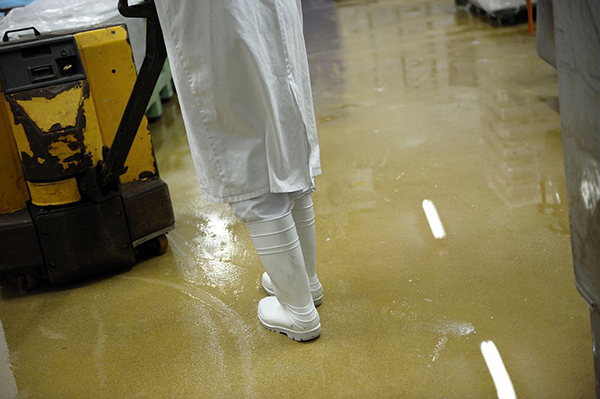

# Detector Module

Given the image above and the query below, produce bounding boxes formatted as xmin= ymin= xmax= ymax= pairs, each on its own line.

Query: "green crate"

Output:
xmin=146 ymin=60 xmax=174 ymax=122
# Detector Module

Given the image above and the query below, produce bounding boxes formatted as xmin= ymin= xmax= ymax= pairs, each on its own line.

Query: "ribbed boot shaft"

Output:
xmin=247 ymin=211 xmax=300 ymax=256
xmin=245 ymin=212 xmax=312 ymax=309
xmin=292 ymin=194 xmax=318 ymax=280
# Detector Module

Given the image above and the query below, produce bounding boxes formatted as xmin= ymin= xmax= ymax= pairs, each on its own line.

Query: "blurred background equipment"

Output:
xmin=457 ymin=0 xmax=537 ymax=26
xmin=537 ymin=0 xmax=600 ymax=396
xmin=0 ymin=0 xmax=174 ymax=291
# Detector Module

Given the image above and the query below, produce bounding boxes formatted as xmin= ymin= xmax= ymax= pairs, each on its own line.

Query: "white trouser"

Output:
xmin=229 ymin=190 xmax=311 ymax=223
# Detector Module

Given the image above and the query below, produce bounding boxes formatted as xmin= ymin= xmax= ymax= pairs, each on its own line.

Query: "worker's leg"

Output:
xmin=230 ymin=193 xmax=321 ymax=341
xmin=260 ymin=191 xmax=324 ymax=305
xmin=291 ymin=192 xmax=323 ymax=304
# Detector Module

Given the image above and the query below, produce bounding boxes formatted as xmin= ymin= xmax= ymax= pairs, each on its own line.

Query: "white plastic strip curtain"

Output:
xmin=0 ymin=0 xmax=146 ymax=69
xmin=468 ymin=0 xmax=537 ymax=16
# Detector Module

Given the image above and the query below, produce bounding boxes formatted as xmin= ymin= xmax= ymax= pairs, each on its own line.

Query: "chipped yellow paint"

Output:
xmin=37 ymin=157 xmax=45 ymax=164
xmin=8 ymin=84 xmax=84 ymax=170
xmin=81 ymin=90 xmax=104 ymax=166
xmin=27 ymin=178 xmax=81 ymax=206
xmin=76 ymin=26 xmax=157 ymax=184
xmin=6 ymin=80 xmax=101 ymax=172
xmin=14 ymin=83 xmax=83 ymax=133
xmin=0 ymin=94 xmax=29 ymax=214
xmin=9 ymin=120 xmax=33 ymax=160
xmin=47 ymin=133 xmax=81 ymax=171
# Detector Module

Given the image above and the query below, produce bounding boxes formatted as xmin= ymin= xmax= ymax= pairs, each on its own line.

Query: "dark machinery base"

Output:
xmin=0 ymin=176 xmax=174 ymax=291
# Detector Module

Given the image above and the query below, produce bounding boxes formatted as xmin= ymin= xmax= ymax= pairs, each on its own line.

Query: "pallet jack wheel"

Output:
xmin=154 ymin=234 xmax=169 ymax=255
xmin=137 ymin=234 xmax=169 ymax=258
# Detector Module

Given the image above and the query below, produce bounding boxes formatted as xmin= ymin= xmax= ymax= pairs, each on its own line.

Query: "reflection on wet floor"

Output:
xmin=0 ymin=0 xmax=593 ymax=397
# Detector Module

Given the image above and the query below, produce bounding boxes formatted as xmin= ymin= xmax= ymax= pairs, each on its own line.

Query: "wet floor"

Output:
xmin=0 ymin=0 xmax=594 ymax=398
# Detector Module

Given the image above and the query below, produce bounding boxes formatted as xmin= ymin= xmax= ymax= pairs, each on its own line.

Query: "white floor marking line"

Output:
xmin=481 ymin=340 xmax=517 ymax=399
xmin=422 ymin=199 xmax=446 ymax=239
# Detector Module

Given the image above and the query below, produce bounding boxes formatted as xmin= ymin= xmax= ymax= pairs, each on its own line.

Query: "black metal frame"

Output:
xmin=100 ymin=0 xmax=167 ymax=187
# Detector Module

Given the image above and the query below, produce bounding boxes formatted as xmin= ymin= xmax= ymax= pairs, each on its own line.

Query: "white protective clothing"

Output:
xmin=155 ymin=0 xmax=321 ymax=203
xmin=229 ymin=189 xmax=311 ymax=222
xmin=261 ymin=193 xmax=323 ymax=306
xmin=246 ymin=212 xmax=321 ymax=341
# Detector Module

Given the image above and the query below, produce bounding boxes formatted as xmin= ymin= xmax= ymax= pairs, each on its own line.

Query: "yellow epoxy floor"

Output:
xmin=0 ymin=1 xmax=594 ymax=398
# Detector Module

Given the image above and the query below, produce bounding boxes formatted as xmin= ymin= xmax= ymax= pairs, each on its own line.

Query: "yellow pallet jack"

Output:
xmin=0 ymin=0 xmax=174 ymax=291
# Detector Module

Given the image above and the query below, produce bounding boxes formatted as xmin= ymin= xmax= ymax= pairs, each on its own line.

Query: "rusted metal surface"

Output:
xmin=5 ymin=80 xmax=90 ymax=182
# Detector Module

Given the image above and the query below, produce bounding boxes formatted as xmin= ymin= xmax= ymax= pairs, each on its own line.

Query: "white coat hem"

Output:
xmin=206 ymin=166 xmax=322 ymax=204
xmin=204 ymin=186 xmax=272 ymax=205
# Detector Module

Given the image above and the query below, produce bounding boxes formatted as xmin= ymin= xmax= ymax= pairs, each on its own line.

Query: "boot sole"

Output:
xmin=259 ymin=318 xmax=322 ymax=342
xmin=263 ymin=284 xmax=324 ymax=307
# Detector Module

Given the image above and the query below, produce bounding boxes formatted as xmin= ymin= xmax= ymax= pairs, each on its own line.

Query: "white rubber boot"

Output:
xmin=262 ymin=193 xmax=324 ymax=306
xmin=246 ymin=212 xmax=321 ymax=342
